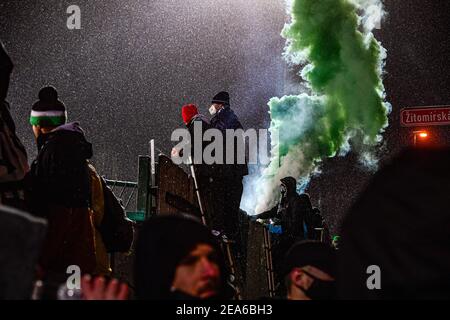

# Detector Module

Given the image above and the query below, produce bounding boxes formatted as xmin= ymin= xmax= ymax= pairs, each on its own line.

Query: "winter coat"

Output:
xmin=0 ymin=40 xmax=13 ymax=102
xmin=0 ymin=102 xmax=29 ymax=186
xmin=256 ymin=178 xmax=312 ymax=241
xmin=186 ymin=114 xmax=215 ymax=181
xmin=31 ymin=122 xmax=92 ymax=210
xmin=30 ymin=122 xmax=96 ymax=276
xmin=210 ymin=106 xmax=248 ymax=178
xmin=0 ymin=41 xmax=29 ymax=210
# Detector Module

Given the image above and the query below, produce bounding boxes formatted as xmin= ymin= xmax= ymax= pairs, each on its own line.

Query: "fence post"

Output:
xmin=149 ymin=140 xmax=157 ymax=217
xmin=137 ymin=156 xmax=151 ymax=220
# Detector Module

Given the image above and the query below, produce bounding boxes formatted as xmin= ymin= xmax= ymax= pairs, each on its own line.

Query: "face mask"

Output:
xmin=209 ymin=105 xmax=217 ymax=115
xmin=302 ymin=272 xmax=336 ymax=300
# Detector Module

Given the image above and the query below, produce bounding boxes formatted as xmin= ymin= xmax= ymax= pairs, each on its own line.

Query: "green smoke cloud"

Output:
xmin=254 ymin=0 xmax=390 ymax=213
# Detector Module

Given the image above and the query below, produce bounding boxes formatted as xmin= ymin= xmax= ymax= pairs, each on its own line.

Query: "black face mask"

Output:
xmin=302 ymin=271 xmax=337 ymax=300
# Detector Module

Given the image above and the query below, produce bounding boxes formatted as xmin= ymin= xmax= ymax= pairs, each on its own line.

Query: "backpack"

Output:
xmin=0 ymin=102 xmax=29 ymax=184
xmin=98 ymin=177 xmax=135 ymax=253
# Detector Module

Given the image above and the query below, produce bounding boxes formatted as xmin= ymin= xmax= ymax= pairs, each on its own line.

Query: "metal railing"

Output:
xmin=103 ymin=140 xmax=157 ymax=222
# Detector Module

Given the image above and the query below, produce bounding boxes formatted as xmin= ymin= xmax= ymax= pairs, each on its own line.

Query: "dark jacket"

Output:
xmin=186 ymin=114 xmax=214 ymax=180
xmin=0 ymin=40 xmax=29 ymax=210
xmin=210 ymin=106 xmax=248 ymax=178
xmin=30 ymin=122 xmax=96 ymax=276
xmin=31 ymin=122 xmax=93 ymax=211
xmin=256 ymin=178 xmax=312 ymax=241
xmin=0 ymin=41 xmax=22 ymax=153
xmin=0 ymin=41 xmax=13 ymax=102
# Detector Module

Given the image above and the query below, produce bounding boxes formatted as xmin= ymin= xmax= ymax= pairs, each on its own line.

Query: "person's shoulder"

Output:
xmin=294 ymin=194 xmax=311 ymax=207
xmin=43 ymin=129 xmax=92 ymax=157
xmin=45 ymin=130 xmax=79 ymax=145
xmin=224 ymin=107 xmax=242 ymax=126
xmin=225 ymin=107 xmax=238 ymax=118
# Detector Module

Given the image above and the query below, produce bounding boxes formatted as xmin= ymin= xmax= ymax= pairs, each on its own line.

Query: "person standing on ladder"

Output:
xmin=208 ymin=91 xmax=248 ymax=241
xmin=172 ymin=104 xmax=216 ymax=225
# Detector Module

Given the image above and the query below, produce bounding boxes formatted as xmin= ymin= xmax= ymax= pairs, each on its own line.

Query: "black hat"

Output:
xmin=211 ymin=91 xmax=230 ymax=106
xmin=134 ymin=214 xmax=228 ymax=300
xmin=30 ymin=86 xmax=66 ymax=127
xmin=283 ymin=241 xmax=336 ymax=278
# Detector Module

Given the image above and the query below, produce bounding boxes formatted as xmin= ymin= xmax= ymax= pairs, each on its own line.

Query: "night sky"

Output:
xmin=1 ymin=0 xmax=449 ymax=234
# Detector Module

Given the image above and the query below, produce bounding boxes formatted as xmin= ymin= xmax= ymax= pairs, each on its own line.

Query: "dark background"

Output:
xmin=1 ymin=0 xmax=449 ymax=235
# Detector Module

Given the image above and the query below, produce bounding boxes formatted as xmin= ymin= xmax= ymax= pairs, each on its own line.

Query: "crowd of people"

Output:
xmin=2 ymin=37 xmax=450 ymax=301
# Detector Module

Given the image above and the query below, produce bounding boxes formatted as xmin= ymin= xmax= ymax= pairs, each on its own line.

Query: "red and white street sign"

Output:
xmin=400 ymin=106 xmax=450 ymax=127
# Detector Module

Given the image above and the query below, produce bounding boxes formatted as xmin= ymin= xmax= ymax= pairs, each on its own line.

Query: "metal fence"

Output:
xmin=104 ymin=154 xmax=155 ymax=222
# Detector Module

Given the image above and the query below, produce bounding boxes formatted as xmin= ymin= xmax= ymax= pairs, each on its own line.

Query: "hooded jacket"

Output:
xmin=31 ymin=122 xmax=92 ymax=211
xmin=30 ymin=122 xmax=96 ymax=276
xmin=256 ymin=177 xmax=312 ymax=241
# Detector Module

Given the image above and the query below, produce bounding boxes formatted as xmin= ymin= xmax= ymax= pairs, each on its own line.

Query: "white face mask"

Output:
xmin=209 ymin=105 xmax=217 ymax=115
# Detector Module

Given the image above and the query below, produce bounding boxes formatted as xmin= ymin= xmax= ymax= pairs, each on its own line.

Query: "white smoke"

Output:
xmin=241 ymin=0 xmax=389 ymax=216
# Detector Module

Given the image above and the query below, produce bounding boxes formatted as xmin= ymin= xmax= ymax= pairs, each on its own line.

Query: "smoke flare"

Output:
xmin=246 ymin=0 xmax=391 ymax=214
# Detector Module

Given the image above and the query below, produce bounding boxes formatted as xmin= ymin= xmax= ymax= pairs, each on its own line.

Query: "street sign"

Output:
xmin=401 ymin=106 xmax=450 ymax=127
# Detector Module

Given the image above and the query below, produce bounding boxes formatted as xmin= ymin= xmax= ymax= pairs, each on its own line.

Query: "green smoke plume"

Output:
xmin=254 ymin=0 xmax=390 ymax=213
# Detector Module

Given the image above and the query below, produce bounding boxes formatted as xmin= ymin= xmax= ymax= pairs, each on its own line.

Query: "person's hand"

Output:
xmin=256 ymin=218 xmax=265 ymax=224
xmin=81 ymin=275 xmax=129 ymax=300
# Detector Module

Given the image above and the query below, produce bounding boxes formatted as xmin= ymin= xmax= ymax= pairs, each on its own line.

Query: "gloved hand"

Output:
xmin=256 ymin=218 xmax=267 ymax=225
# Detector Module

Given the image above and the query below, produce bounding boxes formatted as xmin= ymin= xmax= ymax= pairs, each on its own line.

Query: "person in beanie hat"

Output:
xmin=210 ymin=91 xmax=230 ymax=109
xmin=283 ymin=241 xmax=336 ymax=300
xmin=29 ymin=86 xmax=67 ymax=130
xmin=172 ymin=104 xmax=217 ymax=223
xmin=135 ymin=214 xmax=230 ymax=300
xmin=208 ymin=91 xmax=248 ymax=248
xmin=181 ymin=103 xmax=199 ymax=125
xmin=29 ymin=85 xmax=97 ymax=282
